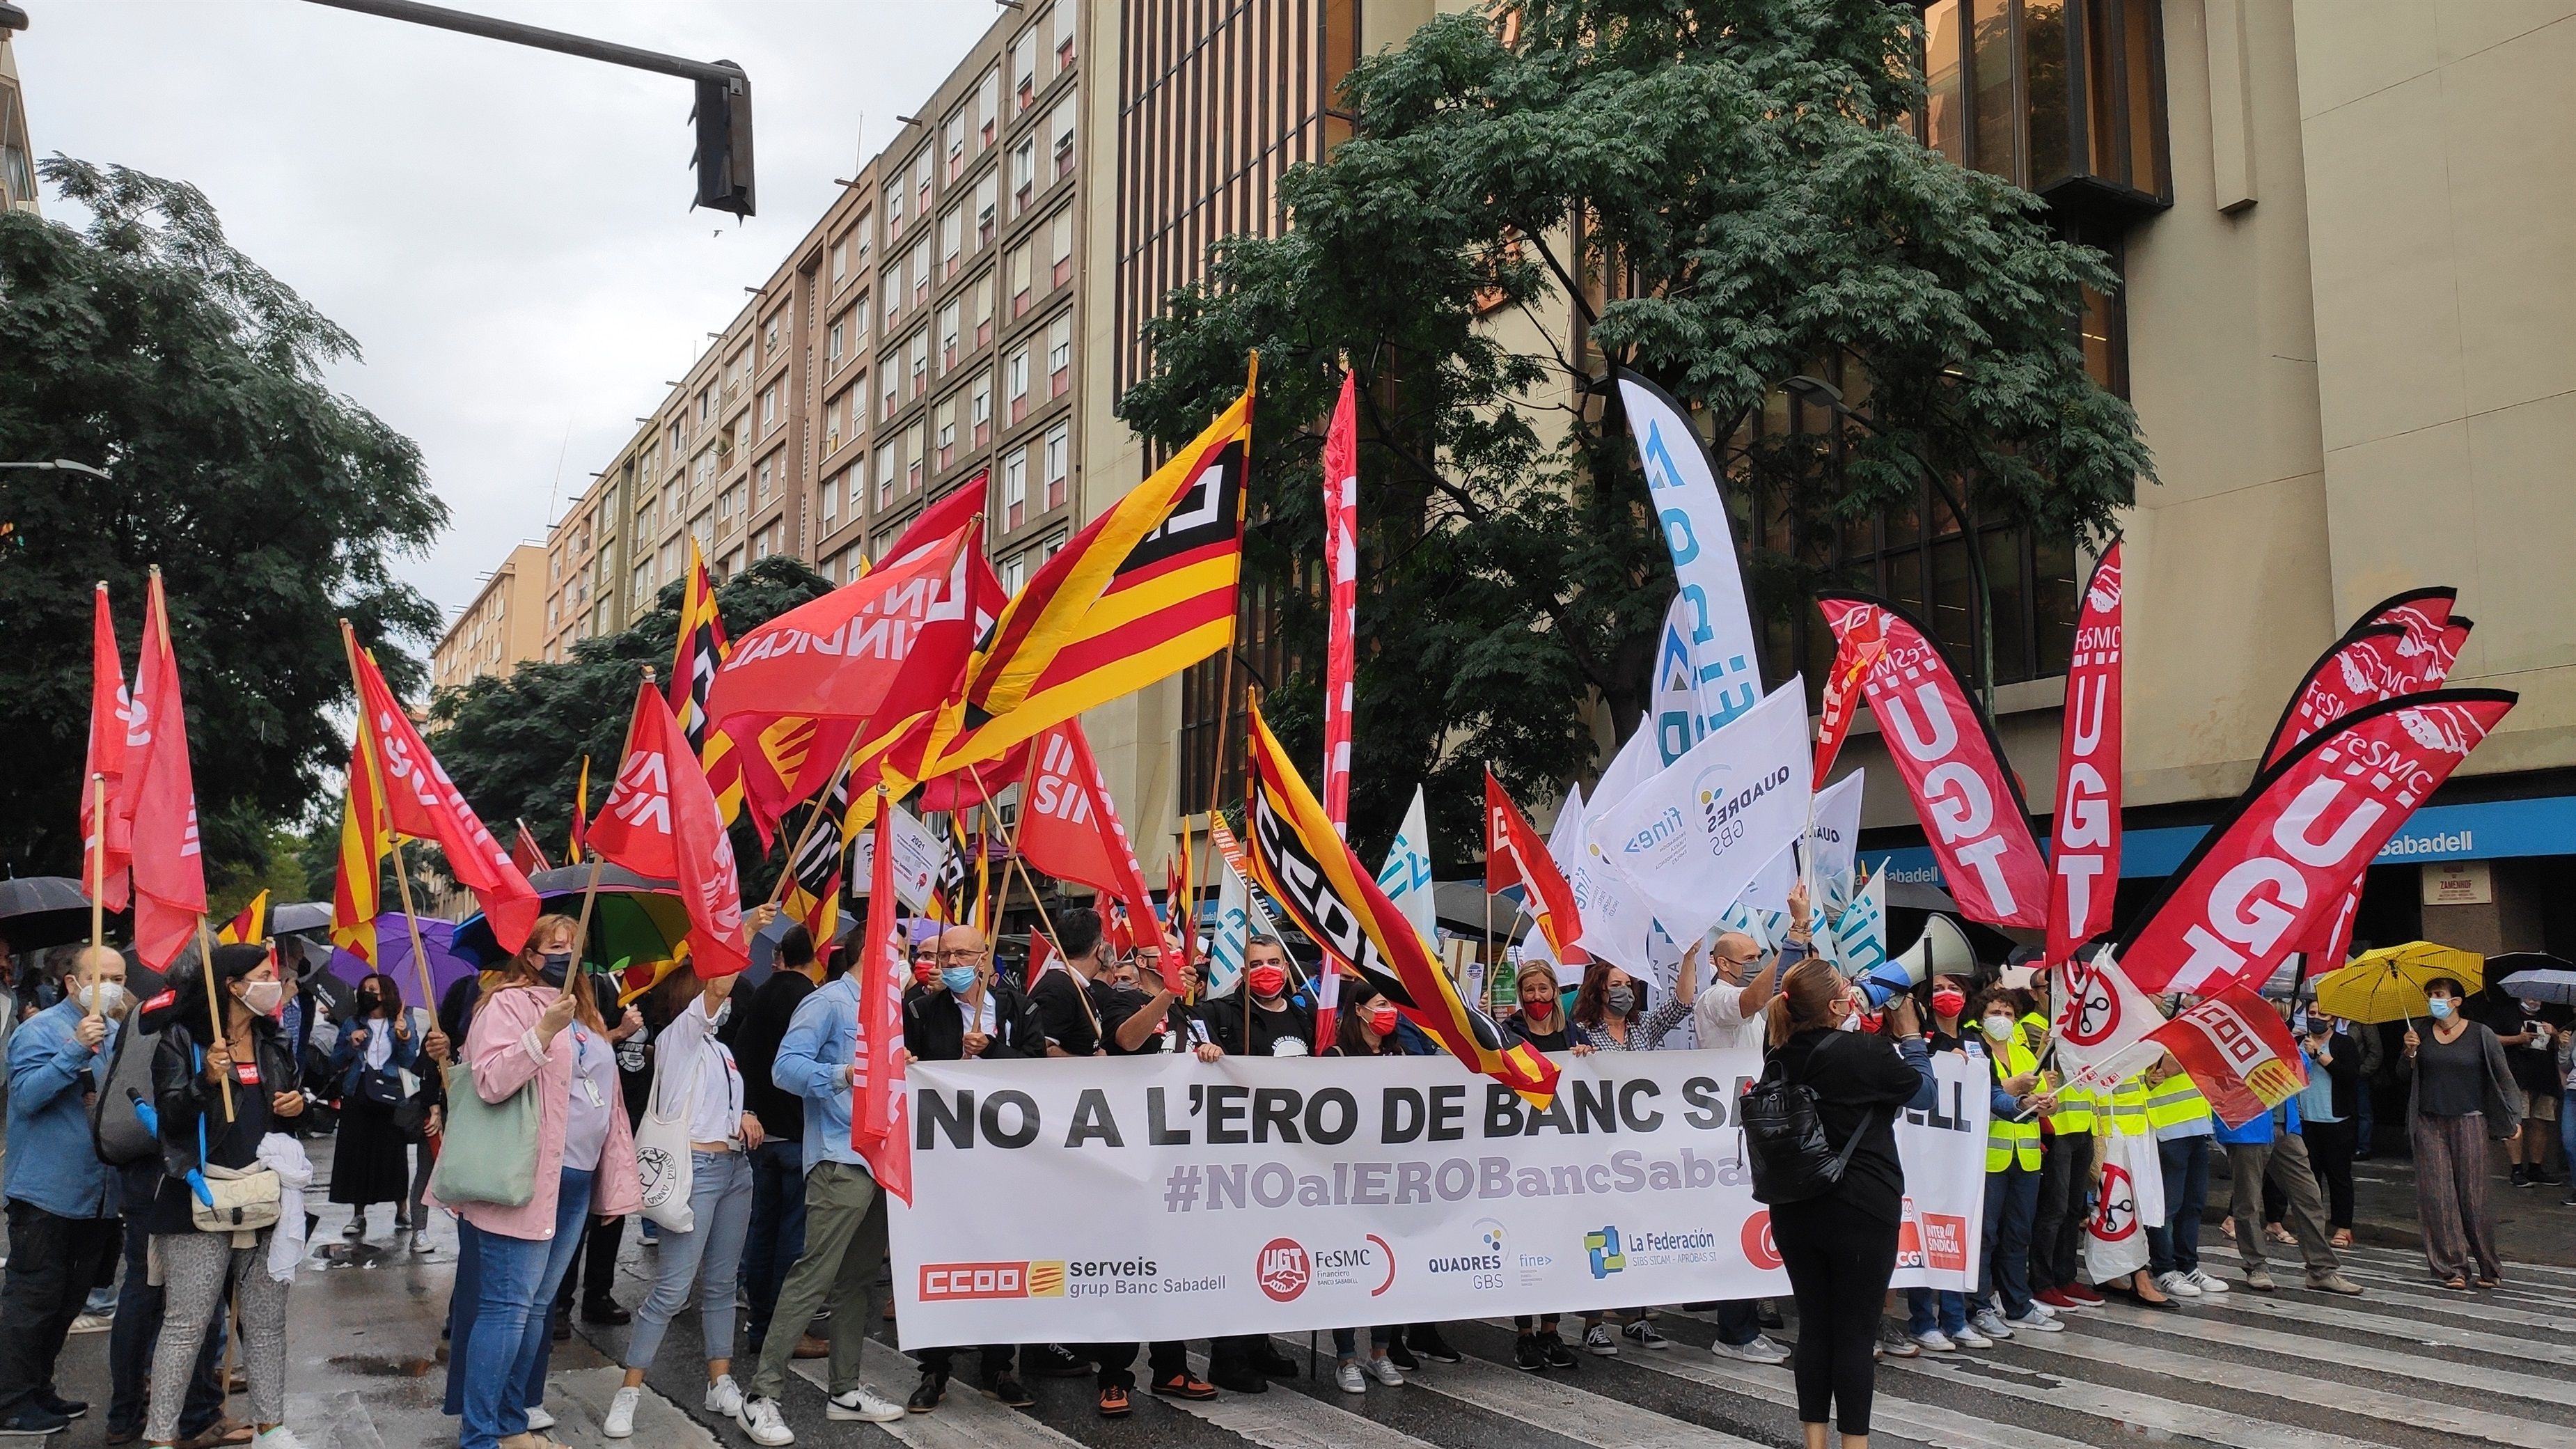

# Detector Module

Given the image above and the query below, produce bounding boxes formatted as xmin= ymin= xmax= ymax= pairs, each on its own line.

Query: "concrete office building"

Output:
xmin=1 ymin=3 xmax=39 ymax=217
xmin=432 ymin=542 xmax=549 ymax=694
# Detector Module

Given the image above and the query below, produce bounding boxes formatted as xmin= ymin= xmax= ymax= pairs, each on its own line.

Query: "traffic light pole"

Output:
xmin=299 ymin=0 xmax=754 ymax=215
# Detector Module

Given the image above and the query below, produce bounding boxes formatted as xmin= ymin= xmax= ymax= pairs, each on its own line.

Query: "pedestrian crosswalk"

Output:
xmin=593 ymin=1237 xmax=2576 ymax=1449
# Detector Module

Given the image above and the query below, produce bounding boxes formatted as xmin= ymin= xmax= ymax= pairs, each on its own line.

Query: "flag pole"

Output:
xmin=194 ymin=914 xmax=235 ymax=1122
xmin=90 ymin=774 xmax=107 ymax=950
xmin=964 ymin=765 xmax=1074 ymax=972
xmin=386 ymin=840 xmax=439 ymax=1019
xmin=764 ymin=735 xmax=862 ymax=909
xmin=1242 ymin=681 xmax=1258 ymax=1053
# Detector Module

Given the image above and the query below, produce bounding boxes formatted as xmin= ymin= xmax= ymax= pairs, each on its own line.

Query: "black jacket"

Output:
xmin=904 ymin=980 xmax=1046 ymax=1063
xmin=148 ymin=1012 xmax=297 ymax=1235
xmin=1764 ymin=1028 xmax=1935 ymax=1226
xmin=736 ymin=971 xmax=818 ymax=1141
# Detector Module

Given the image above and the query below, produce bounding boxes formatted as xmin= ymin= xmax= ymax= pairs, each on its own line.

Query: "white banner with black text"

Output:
xmin=888 ymin=1048 xmax=1988 ymax=1347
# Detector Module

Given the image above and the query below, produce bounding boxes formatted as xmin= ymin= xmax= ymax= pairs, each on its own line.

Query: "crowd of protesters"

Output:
xmin=0 ymin=902 xmax=2567 ymax=1449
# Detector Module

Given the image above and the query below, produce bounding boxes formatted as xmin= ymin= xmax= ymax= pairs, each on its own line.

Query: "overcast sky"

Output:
xmin=17 ymin=0 xmax=997 ymax=627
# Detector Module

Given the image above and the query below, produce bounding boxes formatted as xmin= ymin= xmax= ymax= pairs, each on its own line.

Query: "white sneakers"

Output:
xmin=1711 ymin=1334 xmax=1791 ymax=1365
xmin=1951 ymin=1324 xmax=1994 ymax=1349
xmin=2004 ymin=1308 xmax=2066 ymax=1333
xmin=602 ymin=1385 xmax=640 ymax=1439
xmin=1967 ymin=1308 xmax=2016 ymax=1340
xmin=705 ymin=1375 xmax=745 ymax=1418
xmin=1369 ymin=1355 xmax=1405 ymax=1387
xmin=2155 ymin=1270 xmax=2202 ymax=1297
xmin=1913 ymin=1330 xmax=1956 ymax=1352
xmin=2185 ymin=1269 xmax=2231 ymax=1294
xmin=1338 ymin=1356 xmax=1406 ymax=1391
xmin=824 ymin=1387 xmax=908 ymax=1423
xmin=1336 ymin=1361 xmax=1367 ymax=1393
xmin=740 ymin=1395 xmax=798 ymax=1444
xmin=524 ymin=1405 xmax=555 ymax=1431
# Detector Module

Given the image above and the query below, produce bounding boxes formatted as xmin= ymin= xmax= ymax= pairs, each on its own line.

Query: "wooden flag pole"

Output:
xmin=386 ymin=841 xmax=439 ymax=1019
xmin=764 ymin=735 xmax=862 ymax=909
xmin=194 ymin=914 xmax=235 ymax=1122
xmin=89 ymin=774 xmax=107 ymax=949
xmin=566 ymin=855 xmax=607 ymax=1003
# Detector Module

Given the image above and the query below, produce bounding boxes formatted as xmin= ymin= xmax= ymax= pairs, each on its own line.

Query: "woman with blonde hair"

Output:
xmin=441 ymin=915 xmax=643 ymax=1449
xmin=1761 ymin=957 xmax=1933 ymax=1449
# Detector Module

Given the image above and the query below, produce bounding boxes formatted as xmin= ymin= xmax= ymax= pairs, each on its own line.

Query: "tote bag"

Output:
xmin=634 ymin=1041 xmax=697 ymax=1232
xmin=430 ymin=1058 xmax=540 ymax=1208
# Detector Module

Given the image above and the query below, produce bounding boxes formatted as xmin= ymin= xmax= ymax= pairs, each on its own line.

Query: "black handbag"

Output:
xmin=1738 ymin=1056 xmax=1878 ymax=1206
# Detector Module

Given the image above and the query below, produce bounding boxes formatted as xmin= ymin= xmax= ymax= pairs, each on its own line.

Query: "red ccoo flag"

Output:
xmin=510 ymin=820 xmax=551 ymax=877
xmin=123 ymin=573 xmax=206 ymax=971
xmin=348 ymin=630 xmax=541 ymax=954
xmin=2146 ymin=983 xmax=2310 ymax=1129
xmin=851 ymin=793 xmax=913 ymax=1202
xmin=588 ymin=680 xmax=752 ymax=978
xmin=1483 ymin=769 xmax=1587 ymax=969
xmin=85 ymin=582 xmax=133 ymax=912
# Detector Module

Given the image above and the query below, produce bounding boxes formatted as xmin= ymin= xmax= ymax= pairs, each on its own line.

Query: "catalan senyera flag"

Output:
xmin=216 ymin=890 xmax=269 ymax=947
xmin=331 ymin=731 xmax=391 ymax=966
xmin=1245 ymin=703 xmax=1557 ymax=1104
xmin=566 ymin=755 xmax=590 ymax=864
xmin=932 ymin=366 xmax=1255 ymax=772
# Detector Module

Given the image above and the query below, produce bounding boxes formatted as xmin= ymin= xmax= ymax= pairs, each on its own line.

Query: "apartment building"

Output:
xmin=527 ymin=1 xmax=1091 ymax=664
xmin=431 ymin=543 xmax=549 ymax=693
xmin=1 ymin=3 xmax=38 ymax=217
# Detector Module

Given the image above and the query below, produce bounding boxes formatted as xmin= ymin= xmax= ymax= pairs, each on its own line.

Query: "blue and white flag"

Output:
xmin=1617 ymin=371 xmax=1762 ymax=738
xmin=1376 ymin=785 xmax=1438 ymax=950
xmin=1204 ymin=861 xmax=1280 ymax=1000
xmin=1835 ymin=866 xmax=1889 ymax=979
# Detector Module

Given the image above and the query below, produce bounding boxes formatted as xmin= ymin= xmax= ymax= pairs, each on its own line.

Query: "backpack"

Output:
xmin=90 ymin=1017 xmax=164 ymax=1166
xmin=1738 ymin=1051 xmax=1877 ymax=1206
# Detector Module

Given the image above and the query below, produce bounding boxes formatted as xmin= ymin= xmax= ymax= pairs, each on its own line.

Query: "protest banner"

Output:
xmin=888 ymin=1047 xmax=1987 ymax=1346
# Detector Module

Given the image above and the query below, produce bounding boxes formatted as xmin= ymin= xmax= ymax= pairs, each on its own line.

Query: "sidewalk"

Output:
xmin=2209 ymin=1135 xmax=2575 ymax=1269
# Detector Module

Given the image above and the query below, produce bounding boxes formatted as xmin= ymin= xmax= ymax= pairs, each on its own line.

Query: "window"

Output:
xmin=973 ymin=274 xmax=995 ymax=347
xmin=822 ymin=463 xmax=840 ymax=523
xmin=885 ymin=259 xmax=904 ymax=329
xmin=825 ymin=390 xmax=846 ymax=451
xmin=1007 ymin=346 xmax=1031 ymax=425
xmin=853 ymin=217 xmax=872 ymax=271
xmin=1013 ymin=28 xmax=1039 ymax=109
xmin=909 ymin=240 xmax=931 ymax=306
xmin=849 ymin=294 xmax=869 ymax=352
xmin=1049 ymin=208 xmax=1074 ymax=288
xmin=760 ymin=385 xmax=778 ymax=431
xmin=1012 ymin=135 xmax=1037 ymax=211
xmin=974 ymin=173 xmax=998 ymax=249
xmin=1046 ymin=314 xmax=1071 ymax=397
xmin=634 ymin=561 xmax=656 ymax=606
xmin=1000 ymin=550 xmax=1026 ymax=595
xmin=764 ymin=316 xmax=780 ymax=357
xmin=880 ymin=354 xmax=900 ymax=421
xmin=1055 ymin=14 xmax=1076 ymax=74
xmin=978 ymin=68 xmax=1000 ymax=147
xmin=1050 ymin=99 xmax=1077 ymax=180
xmin=885 ymin=178 xmax=905 ymax=239
xmin=832 ymin=235 xmax=849 ymax=284
xmin=913 ymin=147 xmax=934 ymax=214
xmin=1002 ymin=446 xmax=1028 ymax=529
xmin=971 ymin=370 xmax=994 ymax=446
xmin=1916 ymin=0 xmax=2168 ymax=209
xmin=938 ymin=301 xmax=961 ymax=370
xmin=875 ymin=441 xmax=897 ymax=508
xmin=936 ymin=396 xmax=958 ymax=471
xmin=945 ymin=108 xmax=967 ymax=182
xmin=1042 ymin=421 xmax=1069 ymax=509
xmin=1008 ymin=242 xmax=1033 ymax=319
xmin=908 ymin=331 xmax=929 ymax=398
xmin=827 ymin=317 xmax=845 ymax=367
xmin=697 ymin=386 xmax=712 ymax=423
xmin=904 ymin=421 xmax=925 ymax=492
xmin=755 ymin=526 xmax=774 ymax=561
xmin=846 ymin=464 xmax=865 ymax=520
xmin=939 ymin=207 xmax=962 ymax=280
xmin=716 ymin=485 xmax=736 ymax=521
xmin=756 ymin=455 xmax=773 ymax=504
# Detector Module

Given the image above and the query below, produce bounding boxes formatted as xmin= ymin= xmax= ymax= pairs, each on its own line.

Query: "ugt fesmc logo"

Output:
xmin=1256 ymin=1239 xmax=1311 ymax=1302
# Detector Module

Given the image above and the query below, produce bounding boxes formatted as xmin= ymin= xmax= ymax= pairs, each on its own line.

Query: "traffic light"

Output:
xmin=693 ymin=62 xmax=755 ymax=219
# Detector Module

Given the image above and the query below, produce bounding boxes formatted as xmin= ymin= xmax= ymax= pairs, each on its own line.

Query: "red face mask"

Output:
xmin=1932 ymin=989 xmax=1967 ymax=1020
xmin=1246 ymin=964 xmax=1288 ymax=1000
xmin=1367 ymin=1004 xmax=1400 ymax=1035
xmin=911 ymin=959 xmax=938 ymax=987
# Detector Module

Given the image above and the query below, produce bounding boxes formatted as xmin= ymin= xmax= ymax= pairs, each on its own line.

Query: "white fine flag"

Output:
xmin=1376 ymin=785 xmax=1438 ymax=949
xmin=1204 ymin=863 xmax=1280 ymax=1000
xmin=1591 ymin=680 xmax=1812 ymax=947
xmin=1569 ymin=722 xmax=1659 ymax=970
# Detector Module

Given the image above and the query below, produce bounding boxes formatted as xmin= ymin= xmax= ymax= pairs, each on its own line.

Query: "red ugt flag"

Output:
xmin=1484 ymin=769 xmax=1587 ymax=969
xmin=1016 ymin=719 xmax=1176 ymax=986
xmin=1320 ymin=371 xmax=1360 ymax=833
xmin=85 ymin=582 xmax=133 ymax=911
xmin=2147 ymin=983 xmax=2309 ymax=1129
xmin=124 ymin=574 xmax=205 ymax=971
xmin=588 ymin=681 xmax=751 ymax=978
xmin=350 ymin=634 xmax=541 ymax=954
xmin=2045 ymin=542 xmax=2123 ymax=965
xmin=851 ymin=795 xmax=913 ymax=1203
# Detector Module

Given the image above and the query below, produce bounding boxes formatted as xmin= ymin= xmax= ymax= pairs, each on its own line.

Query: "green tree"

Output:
xmin=0 ymin=159 xmax=446 ymax=882
xmin=427 ymin=554 xmax=834 ymax=898
xmin=1118 ymin=0 xmax=2151 ymax=862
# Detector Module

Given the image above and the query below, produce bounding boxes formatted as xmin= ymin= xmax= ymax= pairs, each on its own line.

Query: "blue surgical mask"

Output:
xmin=940 ymin=965 xmax=977 ymax=994
xmin=2428 ymin=998 xmax=2455 ymax=1021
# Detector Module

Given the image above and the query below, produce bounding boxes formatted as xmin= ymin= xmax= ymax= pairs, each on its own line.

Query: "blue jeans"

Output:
xmin=447 ymin=1168 xmax=596 ymax=1449
xmin=627 ymin=1150 xmax=754 ymax=1370
xmin=1333 ymin=1326 xmax=1392 ymax=1358
xmin=1906 ymin=1288 xmax=1967 ymax=1338
xmin=2355 ymin=1079 xmax=2376 ymax=1156
xmin=2147 ymin=1135 xmax=2210 ymax=1276
xmin=740 ymin=1137 xmax=807 ymax=1349
xmin=1979 ymin=1162 xmax=2040 ymax=1317
xmin=2560 ymin=1104 xmax=2575 ymax=1183
xmin=1713 ymin=1298 xmax=1761 ymax=1348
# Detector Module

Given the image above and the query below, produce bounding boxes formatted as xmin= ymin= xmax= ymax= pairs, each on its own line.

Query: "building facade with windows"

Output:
xmin=1 ymin=4 xmax=39 ymax=217
xmin=432 ymin=543 xmax=549 ymax=693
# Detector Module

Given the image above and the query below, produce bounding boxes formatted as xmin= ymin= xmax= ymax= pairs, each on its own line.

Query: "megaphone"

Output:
xmin=1858 ymin=915 xmax=1976 ymax=1009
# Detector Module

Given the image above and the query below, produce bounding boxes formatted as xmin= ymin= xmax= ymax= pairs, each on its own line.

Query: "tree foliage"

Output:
xmin=1117 ymin=0 xmax=2152 ymax=863
xmin=427 ymin=555 xmax=835 ymax=896
xmin=0 ymin=159 xmax=446 ymax=882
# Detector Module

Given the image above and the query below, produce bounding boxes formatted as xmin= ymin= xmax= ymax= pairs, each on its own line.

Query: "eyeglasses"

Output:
xmin=932 ymin=949 xmax=984 ymax=964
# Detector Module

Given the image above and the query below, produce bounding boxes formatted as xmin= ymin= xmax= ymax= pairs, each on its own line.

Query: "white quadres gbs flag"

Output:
xmin=1589 ymin=680 xmax=1811 ymax=949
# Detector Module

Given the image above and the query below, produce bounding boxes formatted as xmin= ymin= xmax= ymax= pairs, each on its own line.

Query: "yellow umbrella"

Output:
xmin=2312 ymin=941 xmax=2485 ymax=1024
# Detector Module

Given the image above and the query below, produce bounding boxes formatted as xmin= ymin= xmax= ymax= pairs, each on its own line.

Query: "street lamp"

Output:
xmin=0 ymin=459 xmax=113 ymax=480
xmin=1782 ymin=375 xmax=1995 ymax=707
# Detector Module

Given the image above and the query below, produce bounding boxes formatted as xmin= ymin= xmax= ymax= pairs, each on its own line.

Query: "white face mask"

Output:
xmin=239 ymin=980 xmax=285 ymax=1016
xmin=1981 ymin=1015 xmax=2016 ymax=1041
xmin=80 ymin=981 xmax=129 ymax=1018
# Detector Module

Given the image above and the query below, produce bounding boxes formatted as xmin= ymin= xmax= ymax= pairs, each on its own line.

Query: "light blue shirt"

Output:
xmin=5 ymin=997 xmax=120 ymax=1218
xmin=773 ymin=975 xmax=867 ymax=1173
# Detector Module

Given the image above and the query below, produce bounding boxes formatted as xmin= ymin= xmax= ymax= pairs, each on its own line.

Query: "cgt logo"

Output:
xmin=1740 ymin=1212 xmax=1782 ymax=1271
xmin=2091 ymin=1165 xmax=2138 ymax=1242
xmin=1256 ymin=1239 xmax=1311 ymax=1303
xmin=1584 ymin=1225 xmax=1626 ymax=1280
xmin=920 ymin=1261 xmax=1068 ymax=1301
xmin=2058 ymin=957 xmax=2121 ymax=1048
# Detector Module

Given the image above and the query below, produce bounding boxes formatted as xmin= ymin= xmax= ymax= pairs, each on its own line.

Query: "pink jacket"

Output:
xmin=437 ymin=985 xmax=643 ymax=1242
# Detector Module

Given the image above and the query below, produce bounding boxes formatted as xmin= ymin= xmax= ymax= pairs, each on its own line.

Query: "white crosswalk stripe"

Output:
xmin=794 ymin=1339 xmax=1090 ymax=1449
xmin=1263 ymin=1333 xmax=1772 ymax=1449
xmin=1171 ymin=1356 xmax=1445 ymax=1449
xmin=1612 ymin=1332 xmax=2103 ymax=1449
xmin=2078 ymin=1297 xmax=2576 ymax=1409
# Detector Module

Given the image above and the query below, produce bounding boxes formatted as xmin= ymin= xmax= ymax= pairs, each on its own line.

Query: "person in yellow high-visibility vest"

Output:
xmin=1970 ymin=987 xmax=2059 ymax=1338
xmin=2141 ymin=1051 xmax=2226 ymax=1298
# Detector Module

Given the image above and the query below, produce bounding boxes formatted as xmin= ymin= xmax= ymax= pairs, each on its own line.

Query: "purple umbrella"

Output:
xmin=329 ymin=914 xmax=480 ymax=1010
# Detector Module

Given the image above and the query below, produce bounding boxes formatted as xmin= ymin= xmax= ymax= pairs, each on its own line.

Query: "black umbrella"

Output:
xmin=0 ymin=876 xmax=100 ymax=955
